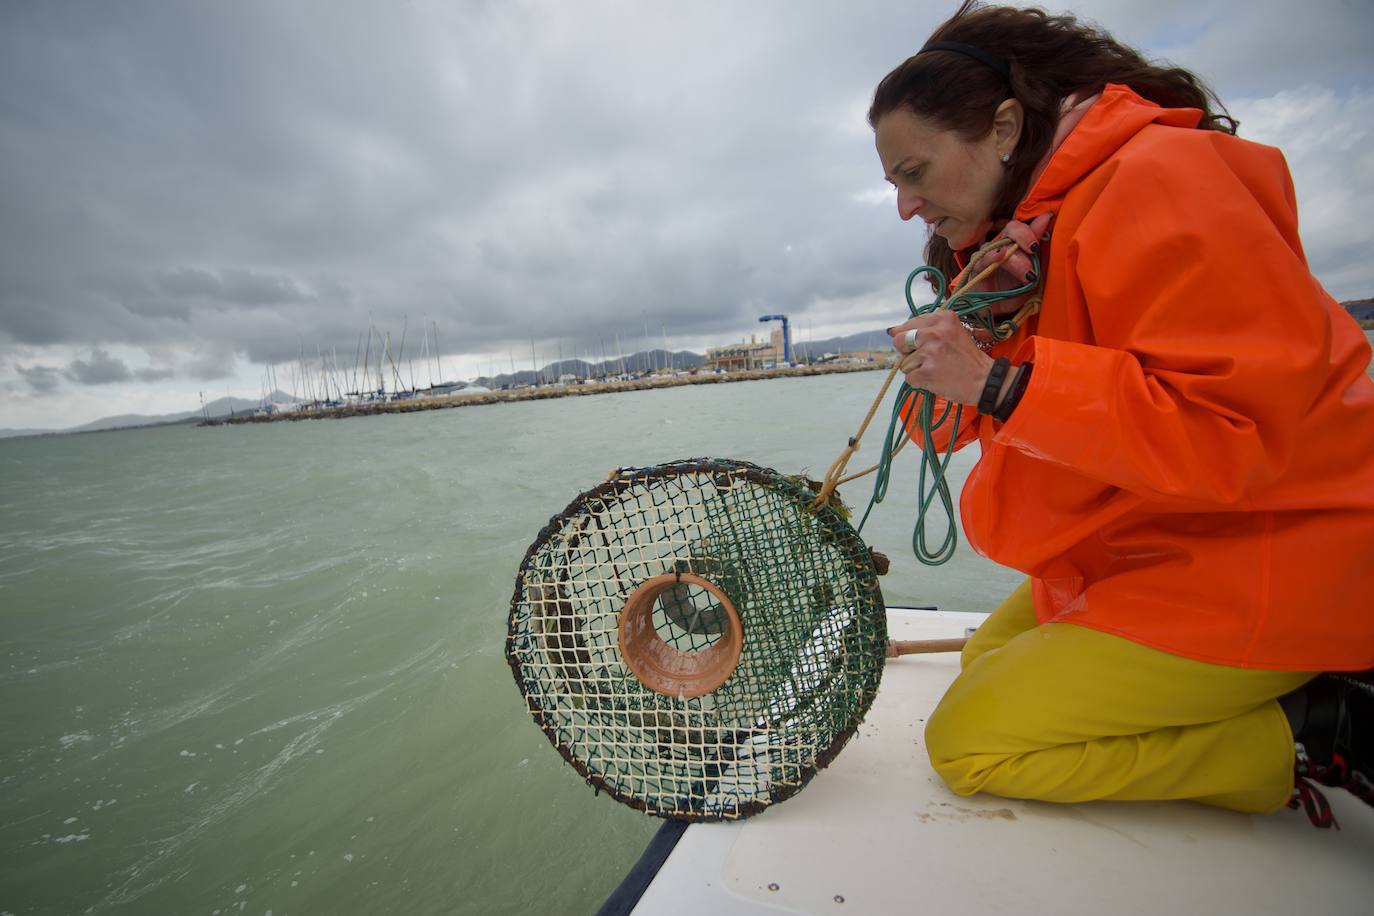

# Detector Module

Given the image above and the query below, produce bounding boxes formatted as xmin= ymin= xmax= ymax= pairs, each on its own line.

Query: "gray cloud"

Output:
xmin=184 ymin=345 xmax=239 ymax=382
xmin=154 ymin=267 xmax=316 ymax=306
xmin=0 ymin=0 xmax=1370 ymax=425
xmin=17 ymin=364 xmax=62 ymax=395
xmin=65 ymin=347 xmax=134 ymax=385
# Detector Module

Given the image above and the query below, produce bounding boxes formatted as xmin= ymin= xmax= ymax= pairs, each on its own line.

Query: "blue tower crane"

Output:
xmin=758 ymin=314 xmax=792 ymax=366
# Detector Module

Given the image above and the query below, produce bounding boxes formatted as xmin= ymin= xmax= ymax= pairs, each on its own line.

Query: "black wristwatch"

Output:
xmin=992 ymin=362 xmax=1033 ymax=422
xmin=977 ymin=357 xmax=1011 ymax=415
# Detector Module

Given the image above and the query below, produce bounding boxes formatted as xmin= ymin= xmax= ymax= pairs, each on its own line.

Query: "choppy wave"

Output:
xmin=95 ymin=640 xmax=451 ymax=911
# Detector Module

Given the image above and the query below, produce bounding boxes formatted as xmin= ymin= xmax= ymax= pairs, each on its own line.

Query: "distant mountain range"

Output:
xmin=0 ymin=392 xmax=298 ymax=440
xmin=2 ymin=329 xmax=899 ymax=440
xmin=9 ymin=299 xmax=1370 ymax=442
xmin=1344 ymin=297 xmax=1374 ymax=322
xmin=472 ymin=330 xmax=893 ymax=388
xmin=2 ymin=333 xmax=890 ymax=439
xmin=473 ymin=349 xmax=704 ymax=388
xmin=8 ymin=306 xmax=1363 ymax=442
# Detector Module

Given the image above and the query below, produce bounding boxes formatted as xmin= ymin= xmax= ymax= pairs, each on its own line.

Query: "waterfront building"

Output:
xmin=704 ymin=329 xmax=786 ymax=371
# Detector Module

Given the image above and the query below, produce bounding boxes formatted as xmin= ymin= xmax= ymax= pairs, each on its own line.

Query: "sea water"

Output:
xmin=2 ymin=339 xmax=1370 ymax=915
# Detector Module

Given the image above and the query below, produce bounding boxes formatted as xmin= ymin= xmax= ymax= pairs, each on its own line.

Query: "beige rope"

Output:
xmin=811 ymin=236 xmax=1042 ymax=509
xmin=811 ymin=358 xmax=904 ymax=508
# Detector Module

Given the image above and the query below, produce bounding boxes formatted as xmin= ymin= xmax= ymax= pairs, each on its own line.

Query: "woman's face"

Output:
xmin=874 ymin=107 xmax=1010 ymax=251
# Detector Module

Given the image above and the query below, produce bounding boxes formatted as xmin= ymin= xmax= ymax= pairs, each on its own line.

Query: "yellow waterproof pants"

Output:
xmin=925 ymin=580 xmax=1315 ymax=813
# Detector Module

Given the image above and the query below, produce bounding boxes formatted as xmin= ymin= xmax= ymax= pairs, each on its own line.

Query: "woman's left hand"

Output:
xmin=960 ymin=212 xmax=1054 ymax=317
xmin=888 ymin=310 xmax=992 ymax=405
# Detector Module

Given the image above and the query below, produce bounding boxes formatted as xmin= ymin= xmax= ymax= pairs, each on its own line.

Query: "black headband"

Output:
xmin=918 ymin=40 xmax=1010 ymax=78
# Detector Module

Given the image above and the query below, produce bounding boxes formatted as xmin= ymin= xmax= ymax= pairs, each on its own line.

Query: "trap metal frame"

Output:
xmin=507 ymin=457 xmax=888 ymax=821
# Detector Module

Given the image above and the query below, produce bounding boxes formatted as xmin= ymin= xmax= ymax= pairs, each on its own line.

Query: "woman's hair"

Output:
xmin=870 ymin=1 xmax=1235 ymax=283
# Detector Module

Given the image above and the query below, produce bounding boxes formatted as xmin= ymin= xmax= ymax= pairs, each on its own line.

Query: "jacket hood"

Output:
xmin=1015 ymin=83 xmax=1202 ymax=219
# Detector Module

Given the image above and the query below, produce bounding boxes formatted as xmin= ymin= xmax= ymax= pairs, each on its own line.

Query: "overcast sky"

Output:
xmin=2 ymin=0 xmax=1371 ymax=429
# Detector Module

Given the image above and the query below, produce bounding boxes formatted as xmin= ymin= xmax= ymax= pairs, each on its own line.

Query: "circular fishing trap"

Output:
xmin=506 ymin=457 xmax=888 ymax=821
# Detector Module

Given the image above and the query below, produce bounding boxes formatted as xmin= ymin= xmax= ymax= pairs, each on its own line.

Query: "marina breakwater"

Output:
xmin=206 ymin=361 xmax=891 ymax=426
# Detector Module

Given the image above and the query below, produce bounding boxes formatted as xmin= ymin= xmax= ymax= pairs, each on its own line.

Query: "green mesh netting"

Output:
xmin=506 ymin=457 xmax=888 ymax=821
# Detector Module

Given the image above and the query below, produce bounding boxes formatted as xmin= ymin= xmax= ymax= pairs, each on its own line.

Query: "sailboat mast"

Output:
xmin=432 ymin=321 xmax=445 ymax=384
xmin=385 ymin=332 xmax=404 ymax=393
xmin=351 ymin=333 xmax=363 ymax=395
xmin=363 ymin=327 xmax=374 ymax=396
xmin=421 ymin=314 xmax=433 ymax=388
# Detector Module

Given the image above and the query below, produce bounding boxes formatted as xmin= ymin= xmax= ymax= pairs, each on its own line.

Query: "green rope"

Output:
xmin=856 ymin=252 xmax=1040 ymax=565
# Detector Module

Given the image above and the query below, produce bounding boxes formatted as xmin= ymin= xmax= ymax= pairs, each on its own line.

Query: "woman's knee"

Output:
xmin=923 ymin=685 xmax=991 ymax=778
xmin=960 ymin=579 xmax=1037 ymax=669
xmin=924 ymin=711 xmax=987 ymax=796
xmin=923 ymin=692 xmax=963 ymax=766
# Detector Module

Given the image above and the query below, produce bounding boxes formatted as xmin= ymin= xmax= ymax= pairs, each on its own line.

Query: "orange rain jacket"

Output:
xmin=940 ymin=83 xmax=1374 ymax=671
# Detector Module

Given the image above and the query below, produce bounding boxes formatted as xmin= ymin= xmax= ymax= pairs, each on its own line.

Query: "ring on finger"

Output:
xmin=903 ymin=328 xmax=919 ymax=352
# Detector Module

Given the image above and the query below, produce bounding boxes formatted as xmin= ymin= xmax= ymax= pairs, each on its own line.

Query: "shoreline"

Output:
xmin=203 ymin=361 xmax=891 ymax=426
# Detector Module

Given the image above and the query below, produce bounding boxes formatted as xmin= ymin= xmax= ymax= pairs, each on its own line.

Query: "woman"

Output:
xmin=875 ymin=1 xmax=1374 ymax=826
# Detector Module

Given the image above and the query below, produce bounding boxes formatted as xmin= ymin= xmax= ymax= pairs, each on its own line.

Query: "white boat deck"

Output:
xmin=629 ymin=608 xmax=1374 ymax=915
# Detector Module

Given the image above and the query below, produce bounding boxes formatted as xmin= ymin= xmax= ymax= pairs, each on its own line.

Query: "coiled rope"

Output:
xmin=813 ymin=237 xmax=1041 ymax=565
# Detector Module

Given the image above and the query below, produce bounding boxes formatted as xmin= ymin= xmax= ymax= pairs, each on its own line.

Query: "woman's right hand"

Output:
xmin=888 ymin=310 xmax=995 ymax=406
